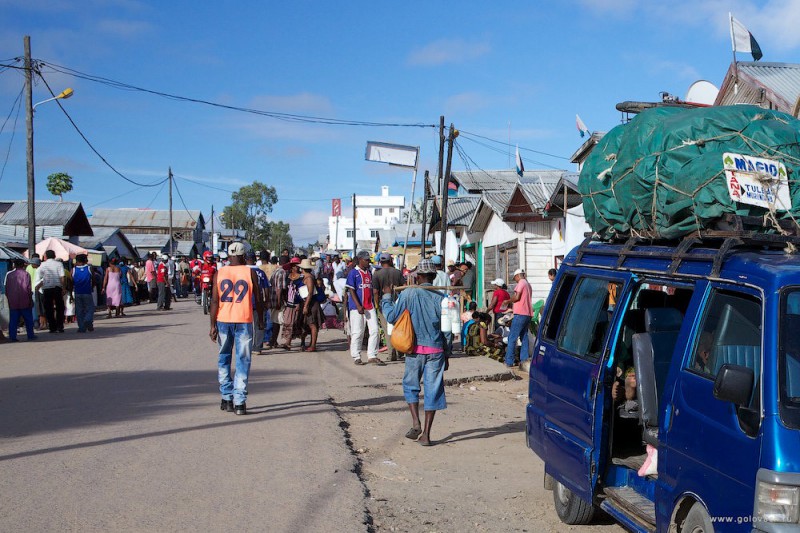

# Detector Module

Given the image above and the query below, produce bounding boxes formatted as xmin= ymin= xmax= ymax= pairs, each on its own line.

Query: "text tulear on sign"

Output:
xmin=723 ymin=152 xmax=791 ymax=210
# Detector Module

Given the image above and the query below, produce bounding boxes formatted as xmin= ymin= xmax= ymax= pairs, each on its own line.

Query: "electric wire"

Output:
xmin=38 ymin=71 xmax=169 ymax=188
xmin=458 ymin=129 xmax=570 ymax=160
xmin=172 ymin=176 xmax=197 ymax=223
xmin=0 ymin=85 xmax=24 ymax=185
xmin=38 ymin=61 xmax=436 ymax=129
xmin=87 ymin=184 xmax=151 ymax=208
xmin=175 ymin=175 xmax=330 ymax=201
xmin=145 ymin=179 xmax=168 ymax=208
xmin=458 ymin=133 xmax=563 ymax=170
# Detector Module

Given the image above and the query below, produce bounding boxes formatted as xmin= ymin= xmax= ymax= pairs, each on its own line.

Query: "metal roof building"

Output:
xmin=450 ymin=170 xmax=520 ymax=194
xmin=0 ymin=200 xmax=93 ymax=238
xmin=716 ymin=62 xmax=800 ymax=113
xmin=90 ymin=208 xmax=203 ymax=230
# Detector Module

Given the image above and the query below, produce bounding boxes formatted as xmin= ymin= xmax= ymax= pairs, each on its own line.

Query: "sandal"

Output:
xmin=405 ymin=427 xmax=422 ymax=440
xmin=303 ymin=347 xmax=317 ymax=352
xmin=368 ymin=358 xmax=387 ymax=366
xmin=353 ymin=359 xmax=366 ymax=365
xmin=279 ymin=345 xmax=292 ymax=351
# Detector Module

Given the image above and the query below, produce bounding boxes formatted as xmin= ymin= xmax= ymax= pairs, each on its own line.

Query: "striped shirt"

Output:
xmin=37 ymin=259 xmax=64 ymax=289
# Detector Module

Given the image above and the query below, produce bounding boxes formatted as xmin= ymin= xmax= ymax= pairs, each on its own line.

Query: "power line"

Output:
xmin=38 ymin=71 xmax=169 ymax=188
xmin=0 ymin=85 xmax=24 ymax=185
xmin=458 ymin=129 xmax=570 ymax=160
xmin=87 ymin=184 xmax=151 ymax=208
xmin=172 ymin=176 xmax=196 ymax=223
xmin=174 ymin=175 xmax=331 ymax=201
xmin=145 ymin=179 xmax=168 ymax=208
xmin=38 ymin=61 xmax=437 ymax=129
xmin=458 ymin=133 xmax=563 ymax=170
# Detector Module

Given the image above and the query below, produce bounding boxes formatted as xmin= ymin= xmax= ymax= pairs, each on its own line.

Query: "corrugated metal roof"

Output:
xmin=445 ymin=196 xmax=481 ymax=226
xmin=483 ymin=192 xmax=512 ymax=216
xmin=174 ymin=240 xmax=197 ymax=255
xmin=125 ymin=233 xmax=171 ymax=248
xmin=451 ymin=170 xmax=519 ymax=193
xmin=91 ymin=208 xmax=202 ymax=229
xmin=737 ymin=62 xmax=800 ymax=110
xmin=0 ymin=200 xmax=82 ymax=226
xmin=517 ymin=175 xmax=562 ymax=210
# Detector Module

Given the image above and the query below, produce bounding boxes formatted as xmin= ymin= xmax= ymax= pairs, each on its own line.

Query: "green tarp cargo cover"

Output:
xmin=580 ymin=105 xmax=800 ymax=240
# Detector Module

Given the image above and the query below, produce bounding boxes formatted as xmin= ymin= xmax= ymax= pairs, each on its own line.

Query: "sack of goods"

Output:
xmin=579 ymin=105 xmax=800 ymax=240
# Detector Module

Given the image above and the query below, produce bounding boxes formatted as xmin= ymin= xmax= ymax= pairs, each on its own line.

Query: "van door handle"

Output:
xmin=665 ymin=404 xmax=674 ymax=431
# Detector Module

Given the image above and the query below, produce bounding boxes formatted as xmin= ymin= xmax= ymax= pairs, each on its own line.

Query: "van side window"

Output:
xmin=557 ymin=277 xmax=622 ymax=361
xmin=542 ymin=273 xmax=576 ymax=341
xmin=689 ymin=290 xmax=762 ymax=389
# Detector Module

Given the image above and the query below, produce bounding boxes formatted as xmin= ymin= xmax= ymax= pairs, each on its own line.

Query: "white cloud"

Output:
xmin=287 ymin=209 xmax=330 ymax=244
xmin=96 ymin=18 xmax=153 ymax=38
xmin=444 ymin=91 xmax=492 ymax=114
xmin=407 ymin=38 xmax=491 ymax=67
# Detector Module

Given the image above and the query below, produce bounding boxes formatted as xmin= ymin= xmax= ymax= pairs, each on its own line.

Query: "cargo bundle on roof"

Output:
xmin=579 ymin=105 xmax=800 ymax=240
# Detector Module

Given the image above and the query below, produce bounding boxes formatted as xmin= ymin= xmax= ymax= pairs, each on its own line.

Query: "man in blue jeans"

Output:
xmin=381 ymin=259 xmax=447 ymax=446
xmin=209 ymin=242 xmax=264 ymax=415
xmin=72 ymin=254 xmax=95 ymax=333
xmin=503 ymin=268 xmax=533 ymax=368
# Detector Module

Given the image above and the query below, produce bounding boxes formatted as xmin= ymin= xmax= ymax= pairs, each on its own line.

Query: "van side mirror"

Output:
xmin=713 ymin=364 xmax=755 ymax=406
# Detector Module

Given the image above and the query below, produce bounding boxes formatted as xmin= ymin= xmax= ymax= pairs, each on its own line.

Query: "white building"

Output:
xmin=328 ymin=186 xmax=405 ymax=251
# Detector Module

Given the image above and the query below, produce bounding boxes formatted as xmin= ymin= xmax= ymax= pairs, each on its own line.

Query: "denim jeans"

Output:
xmin=402 ymin=351 xmax=447 ymax=411
xmin=8 ymin=307 xmax=34 ymax=340
xmin=505 ymin=314 xmax=532 ymax=366
xmin=217 ymin=321 xmax=253 ymax=406
xmin=74 ymin=293 xmax=95 ymax=332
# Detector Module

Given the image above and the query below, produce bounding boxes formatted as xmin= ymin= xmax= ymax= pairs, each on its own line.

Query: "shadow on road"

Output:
xmin=0 ymin=368 xmax=307 ymax=439
xmin=0 ymin=397 xmax=334 ymax=462
xmin=438 ymin=419 xmax=526 ymax=444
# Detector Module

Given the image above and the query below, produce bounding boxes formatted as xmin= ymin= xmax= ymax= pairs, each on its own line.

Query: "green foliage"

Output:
xmin=46 ymin=172 xmax=74 ymax=201
xmin=222 ymin=181 xmax=293 ymax=251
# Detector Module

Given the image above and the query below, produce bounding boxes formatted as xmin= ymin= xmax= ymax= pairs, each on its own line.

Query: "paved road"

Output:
xmin=1 ymin=299 xmax=623 ymax=533
xmin=0 ymin=300 xmax=365 ymax=532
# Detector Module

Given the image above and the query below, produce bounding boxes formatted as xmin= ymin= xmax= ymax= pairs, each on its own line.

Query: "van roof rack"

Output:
xmin=576 ymin=219 xmax=800 ymax=277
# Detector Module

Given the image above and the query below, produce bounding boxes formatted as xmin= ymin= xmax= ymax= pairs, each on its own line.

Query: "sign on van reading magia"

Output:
xmin=723 ymin=152 xmax=791 ymax=210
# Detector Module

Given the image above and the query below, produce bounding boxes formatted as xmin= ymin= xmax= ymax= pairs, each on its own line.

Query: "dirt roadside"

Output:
xmin=330 ymin=363 xmax=623 ymax=533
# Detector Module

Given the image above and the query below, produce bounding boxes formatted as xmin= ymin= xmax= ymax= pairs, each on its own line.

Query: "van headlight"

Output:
xmin=756 ymin=481 xmax=800 ymax=523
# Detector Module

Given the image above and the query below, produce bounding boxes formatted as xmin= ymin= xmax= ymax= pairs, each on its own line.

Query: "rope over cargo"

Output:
xmin=580 ymin=105 xmax=800 ymax=241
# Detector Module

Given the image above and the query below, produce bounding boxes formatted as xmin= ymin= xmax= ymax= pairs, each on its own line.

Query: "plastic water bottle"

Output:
xmin=449 ymin=296 xmax=461 ymax=334
xmin=440 ymin=297 xmax=452 ymax=333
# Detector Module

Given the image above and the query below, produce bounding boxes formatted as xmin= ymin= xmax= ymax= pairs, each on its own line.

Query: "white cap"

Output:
xmin=491 ymin=278 xmax=505 ymax=286
xmin=513 ymin=268 xmax=525 ymax=277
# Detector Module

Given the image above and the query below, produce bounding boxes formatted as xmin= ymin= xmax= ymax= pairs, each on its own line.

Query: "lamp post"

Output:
xmin=24 ymin=35 xmax=74 ymax=254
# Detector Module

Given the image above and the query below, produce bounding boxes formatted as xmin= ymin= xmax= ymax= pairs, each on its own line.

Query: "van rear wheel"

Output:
xmin=681 ymin=503 xmax=714 ymax=533
xmin=553 ymin=480 xmax=595 ymax=525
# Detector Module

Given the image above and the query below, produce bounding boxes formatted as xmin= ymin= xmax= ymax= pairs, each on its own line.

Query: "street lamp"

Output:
xmin=33 ymin=88 xmax=74 ymax=112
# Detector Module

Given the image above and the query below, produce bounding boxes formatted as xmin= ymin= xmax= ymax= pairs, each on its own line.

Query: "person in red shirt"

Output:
xmin=156 ymin=255 xmax=171 ymax=311
xmin=487 ymin=278 xmax=512 ymax=327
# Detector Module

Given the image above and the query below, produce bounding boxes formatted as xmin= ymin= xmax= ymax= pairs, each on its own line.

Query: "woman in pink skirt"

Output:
xmin=102 ymin=258 xmax=123 ymax=318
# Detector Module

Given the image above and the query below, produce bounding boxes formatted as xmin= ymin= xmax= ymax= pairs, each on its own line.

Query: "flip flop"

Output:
xmin=418 ymin=438 xmax=434 ymax=447
xmin=353 ymin=359 xmax=366 ymax=365
xmin=368 ymin=358 xmax=387 ymax=366
xmin=405 ymin=427 xmax=422 ymax=440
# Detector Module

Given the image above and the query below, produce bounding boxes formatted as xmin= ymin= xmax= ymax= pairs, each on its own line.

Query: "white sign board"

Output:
xmin=723 ymin=152 xmax=791 ymax=210
xmin=365 ymin=141 xmax=418 ymax=168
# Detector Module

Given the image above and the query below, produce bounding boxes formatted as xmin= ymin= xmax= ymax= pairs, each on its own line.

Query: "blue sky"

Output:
xmin=1 ymin=0 xmax=799 ymax=243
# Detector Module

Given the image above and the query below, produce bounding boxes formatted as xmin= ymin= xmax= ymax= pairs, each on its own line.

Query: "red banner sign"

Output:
xmin=332 ymin=198 xmax=341 ymax=217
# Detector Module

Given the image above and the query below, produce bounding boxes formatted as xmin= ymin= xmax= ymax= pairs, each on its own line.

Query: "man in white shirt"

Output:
xmin=37 ymin=250 xmax=65 ymax=333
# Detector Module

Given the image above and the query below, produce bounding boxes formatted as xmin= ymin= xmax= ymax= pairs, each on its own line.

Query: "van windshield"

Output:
xmin=779 ymin=290 xmax=800 ymax=429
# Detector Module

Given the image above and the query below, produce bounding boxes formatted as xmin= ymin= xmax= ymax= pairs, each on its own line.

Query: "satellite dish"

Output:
xmin=685 ymin=80 xmax=719 ymax=106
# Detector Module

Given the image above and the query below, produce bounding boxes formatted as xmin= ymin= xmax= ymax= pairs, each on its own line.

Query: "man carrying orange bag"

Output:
xmin=380 ymin=259 xmax=446 ymax=447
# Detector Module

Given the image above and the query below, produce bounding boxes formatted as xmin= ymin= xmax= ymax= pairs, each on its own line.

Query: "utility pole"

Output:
xmin=168 ymin=167 xmax=174 ymax=256
xmin=439 ymin=124 xmax=456 ymax=260
xmin=420 ymin=170 xmax=429 ymax=257
xmin=352 ymin=193 xmax=357 ymax=256
xmin=24 ymin=36 xmax=35 ymax=255
xmin=437 ymin=116 xmax=445 ymax=196
xmin=210 ymin=205 xmax=215 ymax=253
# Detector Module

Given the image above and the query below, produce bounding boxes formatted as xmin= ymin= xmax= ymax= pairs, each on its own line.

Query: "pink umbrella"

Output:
xmin=31 ymin=237 xmax=89 ymax=261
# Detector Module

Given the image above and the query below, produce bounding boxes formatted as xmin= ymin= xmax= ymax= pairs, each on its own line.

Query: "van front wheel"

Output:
xmin=553 ymin=480 xmax=595 ymax=525
xmin=681 ymin=503 xmax=714 ymax=533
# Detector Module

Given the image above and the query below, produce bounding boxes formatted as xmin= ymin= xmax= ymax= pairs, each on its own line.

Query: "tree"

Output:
xmin=46 ymin=172 xmax=74 ymax=201
xmin=222 ymin=181 xmax=278 ymax=248
xmin=263 ymin=221 xmax=293 ymax=253
xmin=400 ymin=197 xmax=427 ymax=223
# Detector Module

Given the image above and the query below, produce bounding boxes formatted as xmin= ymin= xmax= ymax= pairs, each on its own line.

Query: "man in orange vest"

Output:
xmin=209 ymin=242 xmax=264 ymax=415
